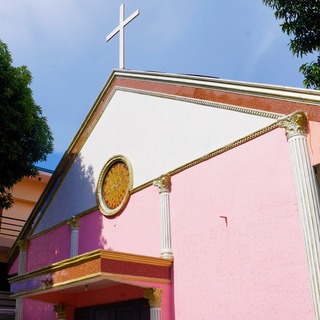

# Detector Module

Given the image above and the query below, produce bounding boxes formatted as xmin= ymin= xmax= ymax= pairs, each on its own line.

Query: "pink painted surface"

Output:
xmin=21 ymin=128 xmax=314 ymax=320
xmin=27 ymin=224 xmax=70 ymax=272
xmin=23 ymin=300 xmax=56 ymax=320
xmin=308 ymin=120 xmax=320 ymax=165
xmin=79 ymin=186 xmax=161 ymax=257
xmin=78 ymin=211 xmax=104 ymax=253
xmin=170 ymin=128 xmax=313 ymax=319
xmin=8 ymin=255 xmax=18 ymax=275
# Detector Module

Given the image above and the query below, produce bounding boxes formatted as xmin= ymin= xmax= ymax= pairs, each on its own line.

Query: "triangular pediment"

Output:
xmin=32 ymin=76 xmax=283 ymax=234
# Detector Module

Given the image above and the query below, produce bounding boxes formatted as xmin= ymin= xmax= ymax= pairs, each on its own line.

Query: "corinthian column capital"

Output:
xmin=144 ymin=288 xmax=162 ymax=308
xmin=54 ymin=304 xmax=66 ymax=320
xmin=278 ymin=111 xmax=307 ymax=139
xmin=18 ymin=239 xmax=28 ymax=252
xmin=153 ymin=175 xmax=171 ymax=193
xmin=67 ymin=216 xmax=80 ymax=230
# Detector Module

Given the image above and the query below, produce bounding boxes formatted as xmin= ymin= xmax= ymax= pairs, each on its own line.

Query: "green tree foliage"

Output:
xmin=0 ymin=40 xmax=53 ymax=209
xmin=262 ymin=0 xmax=320 ymax=89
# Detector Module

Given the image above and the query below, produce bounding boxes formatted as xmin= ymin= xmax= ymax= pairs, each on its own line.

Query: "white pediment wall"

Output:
xmin=34 ymin=90 xmax=278 ymax=233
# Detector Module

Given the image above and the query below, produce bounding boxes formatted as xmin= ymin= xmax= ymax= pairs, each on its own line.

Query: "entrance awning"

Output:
xmin=9 ymin=250 xmax=172 ymax=304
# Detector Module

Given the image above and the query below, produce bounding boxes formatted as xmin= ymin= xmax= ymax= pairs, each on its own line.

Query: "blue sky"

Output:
xmin=0 ymin=1 xmax=315 ymax=170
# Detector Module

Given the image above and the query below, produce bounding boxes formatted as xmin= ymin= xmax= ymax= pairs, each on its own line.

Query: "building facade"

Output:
xmin=8 ymin=70 xmax=320 ymax=320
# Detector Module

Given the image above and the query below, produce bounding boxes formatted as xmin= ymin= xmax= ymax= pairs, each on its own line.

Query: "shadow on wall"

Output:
xmin=34 ymin=153 xmax=96 ymax=237
xmin=79 ymin=210 xmax=108 ymax=253
xmin=75 ymin=154 xmax=108 ymax=253
xmin=69 ymin=154 xmax=96 ymax=214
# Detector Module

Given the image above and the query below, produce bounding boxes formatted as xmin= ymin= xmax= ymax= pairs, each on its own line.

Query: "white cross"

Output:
xmin=106 ymin=3 xmax=140 ymax=69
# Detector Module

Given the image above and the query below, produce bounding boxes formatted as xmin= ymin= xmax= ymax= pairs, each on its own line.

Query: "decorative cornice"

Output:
xmin=10 ymin=249 xmax=173 ymax=284
xmin=117 ymin=87 xmax=282 ymax=120
xmin=113 ymin=69 xmax=320 ymax=107
xmin=144 ymin=288 xmax=162 ymax=308
xmin=153 ymin=175 xmax=171 ymax=193
xmin=10 ymin=250 xmax=172 ymax=299
xmin=54 ymin=304 xmax=66 ymax=319
xmin=67 ymin=216 xmax=80 ymax=230
xmin=278 ymin=111 xmax=308 ymax=139
xmin=18 ymin=240 xmax=28 ymax=253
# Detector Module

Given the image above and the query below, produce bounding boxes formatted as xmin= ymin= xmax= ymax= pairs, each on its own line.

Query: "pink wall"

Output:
xmin=170 ymin=128 xmax=313 ymax=319
xmin=20 ymin=128 xmax=314 ymax=320
xmin=27 ymin=224 xmax=70 ymax=272
xmin=308 ymin=120 xmax=320 ymax=165
xmin=8 ymin=254 xmax=18 ymax=275
xmin=23 ymin=300 xmax=56 ymax=320
xmin=79 ymin=186 xmax=161 ymax=257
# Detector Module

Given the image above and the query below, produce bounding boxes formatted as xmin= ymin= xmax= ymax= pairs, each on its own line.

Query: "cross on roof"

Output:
xmin=106 ymin=3 xmax=140 ymax=69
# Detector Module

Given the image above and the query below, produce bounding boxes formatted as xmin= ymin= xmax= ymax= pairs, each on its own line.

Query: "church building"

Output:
xmin=7 ymin=69 xmax=320 ymax=320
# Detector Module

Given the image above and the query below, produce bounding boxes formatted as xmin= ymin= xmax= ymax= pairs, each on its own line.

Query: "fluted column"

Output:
xmin=144 ymin=288 xmax=162 ymax=320
xmin=18 ymin=240 xmax=28 ymax=275
xmin=279 ymin=111 xmax=320 ymax=319
xmin=153 ymin=175 xmax=173 ymax=259
xmin=15 ymin=240 xmax=28 ymax=320
xmin=54 ymin=304 xmax=66 ymax=320
xmin=67 ymin=216 xmax=80 ymax=257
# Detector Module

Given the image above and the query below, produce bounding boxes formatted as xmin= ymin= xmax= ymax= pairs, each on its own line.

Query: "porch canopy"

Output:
xmin=9 ymin=250 xmax=172 ymax=305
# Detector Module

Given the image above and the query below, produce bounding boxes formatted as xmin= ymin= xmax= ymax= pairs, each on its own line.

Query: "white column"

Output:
xmin=67 ymin=216 xmax=79 ymax=257
xmin=54 ymin=304 xmax=66 ymax=320
xmin=144 ymin=288 xmax=162 ymax=320
xmin=279 ymin=111 xmax=320 ymax=319
xmin=153 ymin=175 xmax=173 ymax=259
xmin=15 ymin=240 xmax=28 ymax=320
xmin=18 ymin=240 xmax=28 ymax=274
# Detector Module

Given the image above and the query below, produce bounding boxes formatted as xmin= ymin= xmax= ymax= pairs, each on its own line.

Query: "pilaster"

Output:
xmin=153 ymin=175 xmax=173 ymax=259
xmin=144 ymin=288 xmax=162 ymax=320
xmin=279 ymin=111 xmax=320 ymax=319
xmin=67 ymin=216 xmax=80 ymax=257
xmin=16 ymin=240 xmax=28 ymax=320
xmin=18 ymin=239 xmax=28 ymax=275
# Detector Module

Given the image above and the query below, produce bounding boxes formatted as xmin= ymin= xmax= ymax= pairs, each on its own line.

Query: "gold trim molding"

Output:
xmin=131 ymin=122 xmax=279 ymax=194
xmin=10 ymin=249 xmax=172 ymax=284
xmin=10 ymin=249 xmax=172 ymax=299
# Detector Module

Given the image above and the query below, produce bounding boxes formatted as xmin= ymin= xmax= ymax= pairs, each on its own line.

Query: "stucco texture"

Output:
xmin=170 ymin=128 xmax=313 ymax=319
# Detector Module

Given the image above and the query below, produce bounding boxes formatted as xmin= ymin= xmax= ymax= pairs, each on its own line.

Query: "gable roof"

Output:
xmin=8 ymin=69 xmax=320 ymax=262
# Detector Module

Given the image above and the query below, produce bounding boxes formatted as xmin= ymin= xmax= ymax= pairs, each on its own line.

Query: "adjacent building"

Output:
xmin=0 ymin=168 xmax=52 ymax=318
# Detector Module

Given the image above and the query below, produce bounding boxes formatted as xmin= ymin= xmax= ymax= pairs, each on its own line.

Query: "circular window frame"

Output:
xmin=96 ymin=155 xmax=133 ymax=217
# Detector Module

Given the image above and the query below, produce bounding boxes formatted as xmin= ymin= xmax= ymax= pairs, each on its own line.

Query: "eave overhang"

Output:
xmin=9 ymin=250 xmax=172 ymax=301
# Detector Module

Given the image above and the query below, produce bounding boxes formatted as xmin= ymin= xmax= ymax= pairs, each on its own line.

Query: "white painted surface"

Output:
xmin=83 ymin=91 xmax=276 ymax=187
xmin=34 ymin=90 xmax=277 ymax=233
